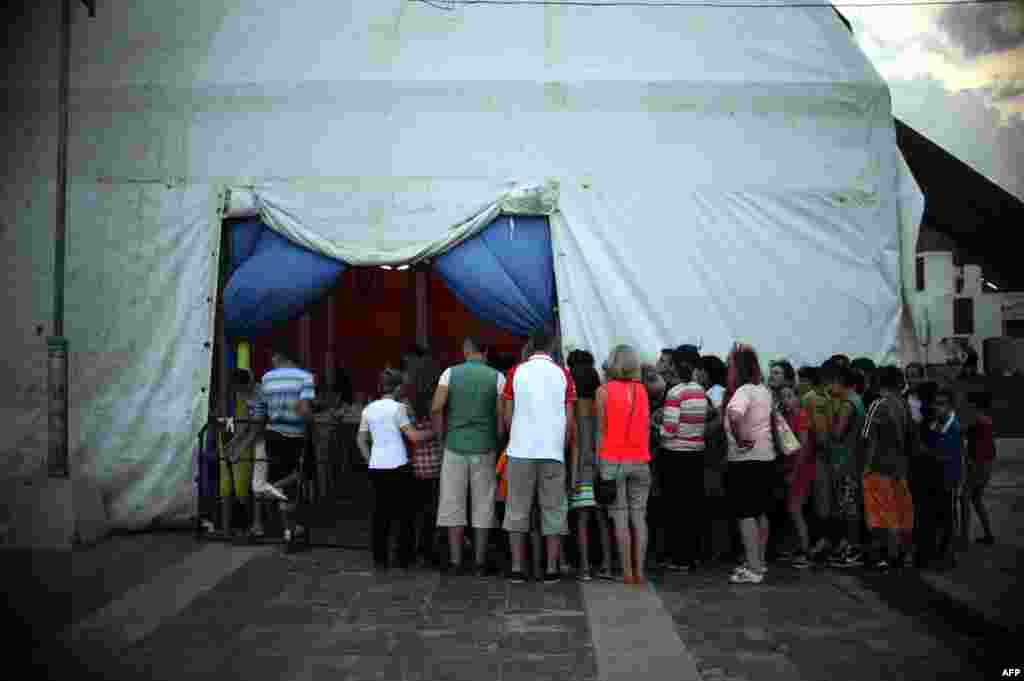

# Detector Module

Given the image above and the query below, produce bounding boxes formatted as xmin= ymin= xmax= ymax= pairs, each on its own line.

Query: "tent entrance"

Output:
xmin=199 ymin=214 xmax=556 ymax=548
xmin=243 ymin=266 xmax=528 ymax=401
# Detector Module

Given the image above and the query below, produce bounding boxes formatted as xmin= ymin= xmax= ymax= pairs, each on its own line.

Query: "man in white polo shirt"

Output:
xmin=501 ymin=326 xmax=577 ymax=584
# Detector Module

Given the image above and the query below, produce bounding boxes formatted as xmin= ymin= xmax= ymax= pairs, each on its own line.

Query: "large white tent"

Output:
xmin=1 ymin=0 xmax=922 ymax=537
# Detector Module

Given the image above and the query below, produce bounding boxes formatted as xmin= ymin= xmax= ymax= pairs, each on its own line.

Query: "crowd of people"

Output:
xmin=223 ymin=327 xmax=999 ymax=586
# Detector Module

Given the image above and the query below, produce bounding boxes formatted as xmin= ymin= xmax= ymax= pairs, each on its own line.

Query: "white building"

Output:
xmin=910 ymin=251 xmax=1024 ymax=373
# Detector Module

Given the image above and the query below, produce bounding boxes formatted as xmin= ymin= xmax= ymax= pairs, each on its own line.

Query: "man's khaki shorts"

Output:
xmin=436 ymin=450 xmax=497 ymax=529
xmin=503 ymin=457 xmax=567 ymax=536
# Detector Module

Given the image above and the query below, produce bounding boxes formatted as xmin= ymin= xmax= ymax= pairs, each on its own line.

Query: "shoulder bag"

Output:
xmin=771 ymin=405 xmax=802 ymax=457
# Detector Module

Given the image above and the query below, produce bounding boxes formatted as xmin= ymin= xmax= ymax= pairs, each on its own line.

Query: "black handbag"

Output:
xmin=596 ymin=475 xmax=618 ymax=506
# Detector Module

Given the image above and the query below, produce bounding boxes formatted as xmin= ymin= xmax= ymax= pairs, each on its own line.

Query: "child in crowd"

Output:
xmin=826 ymin=367 xmax=867 ymax=568
xmin=220 ymin=368 xmax=258 ymax=537
xmin=921 ymin=387 xmax=963 ymax=569
xmin=801 ymin=365 xmax=836 ymax=562
xmin=568 ymin=350 xmax=614 ymax=581
xmin=963 ymin=391 xmax=996 ymax=545
xmin=644 ymin=363 xmax=670 ymax=569
xmin=779 ymin=384 xmax=813 ymax=568
xmin=861 ymin=367 xmax=916 ymax=571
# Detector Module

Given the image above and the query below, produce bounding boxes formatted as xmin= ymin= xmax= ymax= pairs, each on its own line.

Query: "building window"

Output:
xmin=1006 ymin=320 xmax=1024 ymax=339
xmin=916 ymin=257 xmax=925 ymax=292
xmin=954 ymin=297 xmax=974 ymax=335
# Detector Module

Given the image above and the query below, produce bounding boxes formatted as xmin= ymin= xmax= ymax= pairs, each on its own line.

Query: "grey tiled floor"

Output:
xmin=75 ymin=549 xmax=598 ymax=681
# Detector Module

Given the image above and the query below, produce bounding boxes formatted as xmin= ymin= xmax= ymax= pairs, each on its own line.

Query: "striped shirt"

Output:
xmin=659 ymin=381 xmax=709 ymax=453
xmin=249 ymin=367 xmax=316 ymax=438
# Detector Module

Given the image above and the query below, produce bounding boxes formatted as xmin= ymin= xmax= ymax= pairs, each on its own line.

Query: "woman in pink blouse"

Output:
xmin=723 ymin=343 xmax=777 ymax=584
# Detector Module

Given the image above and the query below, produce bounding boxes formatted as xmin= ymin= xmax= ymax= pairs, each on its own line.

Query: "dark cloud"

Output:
xmin=890 ymin=75 xmax=1024 ymax=201
xmin=938 ymin=1 xmax=1024 ymax=58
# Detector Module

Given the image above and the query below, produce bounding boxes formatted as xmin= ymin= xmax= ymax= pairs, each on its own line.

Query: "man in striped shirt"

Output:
xmin=250 ymin=350 xmax=315 ymax=550
xmin=657 ymin=347 xmax=709 ymax=571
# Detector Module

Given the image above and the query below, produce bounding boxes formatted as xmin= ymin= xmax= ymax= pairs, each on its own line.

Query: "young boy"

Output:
xmin=963 ymin=392 xmax=996 ymax=545
xmin=861 ymin=367 xmax=916 ymax=571
xmin=221 ymin=368 xmax=259 ymax=537
xmin=826 ymin=367 xmax=867 ymax=568
xmin=922 ymin=387 xmax=963 ymax=569
xmin=801 ymin=365 xmax=836 ymax=562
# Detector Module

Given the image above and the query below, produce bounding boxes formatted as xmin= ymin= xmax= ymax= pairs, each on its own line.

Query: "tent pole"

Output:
xmin=325 ymin=288 xmax=336 ymax=392
xmin=415 ymin=268 xmax=429 ymax=351
xmin=299 ymin=314 xmax=312 ymax=370
xmin=216 ymin=223 xmax=232 ymax=421
xmin=47 ymin=0 xmax=74 ymax=479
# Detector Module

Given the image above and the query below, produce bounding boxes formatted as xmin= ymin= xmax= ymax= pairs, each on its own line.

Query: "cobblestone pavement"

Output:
xmin=15 ymin=445 xmax=1022 ymax=680
xmin=655 ymin=560 xmax=1014 ymax=681
xmin=68 ymin=549 xmax=598 ymax=681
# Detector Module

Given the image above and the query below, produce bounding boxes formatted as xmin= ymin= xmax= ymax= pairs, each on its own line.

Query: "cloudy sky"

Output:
xmin=841 ymin=0 xmax=1023 ymax=201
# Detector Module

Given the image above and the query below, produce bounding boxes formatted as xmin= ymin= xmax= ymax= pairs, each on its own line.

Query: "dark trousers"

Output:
xmin=413 ymin=477 xmax=441 ymax=563
xmin=659 ymin=453 xmax=707 ymax=566
xmin=910 ymin=457 xmax=948 ymax=563
xmin=370 ymin=467 xmax=416 ymax=568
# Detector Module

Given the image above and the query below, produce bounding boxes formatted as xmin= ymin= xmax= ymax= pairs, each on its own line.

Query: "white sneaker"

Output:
xmin=733 ymin=565 xmax=765 ymax=581
xmin=253 ymin=481 xmax=288 ymax=502
xmin=730 ymin=566 xmax=764 ymax=584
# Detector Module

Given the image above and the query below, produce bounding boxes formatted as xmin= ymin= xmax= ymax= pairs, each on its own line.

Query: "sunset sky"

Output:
xmin=842 ymin=0 xmax=1023 ymax=200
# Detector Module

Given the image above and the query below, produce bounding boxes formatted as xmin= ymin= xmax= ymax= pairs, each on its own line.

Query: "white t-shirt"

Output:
xmin=359 ymin=398 xmax=412 ymax=470
xmin=501 ymin=354 xmax=577 ymax=462
xmin=707 ymin=384 xmax=725 ymax=409
xmin=438 ymin=367 xmax=507 ymax=393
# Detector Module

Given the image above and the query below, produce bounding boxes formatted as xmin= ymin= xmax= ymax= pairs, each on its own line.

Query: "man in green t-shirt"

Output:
xmin=431 ymin=337 xmax=506 ymax=575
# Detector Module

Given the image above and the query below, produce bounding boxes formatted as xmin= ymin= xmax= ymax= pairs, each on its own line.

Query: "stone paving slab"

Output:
xmin=67 ymin=543 xmax=271 ymax=649
xmin=68 ymin=548 xmax=599 ymax=681
xmin=655 ymin=562 xmax=1004 ymax=681
xmin=584 ymin=580 xmax=701 ymax=681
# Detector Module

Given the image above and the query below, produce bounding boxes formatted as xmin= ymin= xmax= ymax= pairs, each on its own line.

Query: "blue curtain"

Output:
xmin=434 ymin=215 xmax=555 ymax=338
xmin=222 ymin=218 xmax=347 ymax=339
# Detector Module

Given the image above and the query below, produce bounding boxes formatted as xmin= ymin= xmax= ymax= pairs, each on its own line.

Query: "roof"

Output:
xmin=895 ymin=118 xmax=1024 ymax=291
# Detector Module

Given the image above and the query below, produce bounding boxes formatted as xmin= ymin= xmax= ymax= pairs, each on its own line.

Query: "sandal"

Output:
xmin=596 ymin=568 xmax=615 ymax=581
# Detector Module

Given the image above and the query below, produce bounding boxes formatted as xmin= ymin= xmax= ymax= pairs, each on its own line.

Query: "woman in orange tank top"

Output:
xmin=597 ymin=344 xmax=652 ymax=585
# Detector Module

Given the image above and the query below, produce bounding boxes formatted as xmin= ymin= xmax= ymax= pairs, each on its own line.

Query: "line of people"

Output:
xmin=225 ymin=330 xmax=999 ymax=581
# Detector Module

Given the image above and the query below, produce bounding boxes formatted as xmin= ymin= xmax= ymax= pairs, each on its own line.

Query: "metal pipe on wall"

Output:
xmin=47 ymin=0 xmax=74 ymax=478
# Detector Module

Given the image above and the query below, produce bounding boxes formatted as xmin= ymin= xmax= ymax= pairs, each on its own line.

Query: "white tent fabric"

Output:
xmin=66 ymin=183 xmax=221 ymax=530
xmin=227 ymin=180 xmax=558 ymax=265
xmin=1 ymin=0 xmax=924 ymax=534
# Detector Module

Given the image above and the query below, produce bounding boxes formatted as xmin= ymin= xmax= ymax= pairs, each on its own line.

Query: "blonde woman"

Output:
xmin=597 ymin=345 xmax=653 ymax=585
